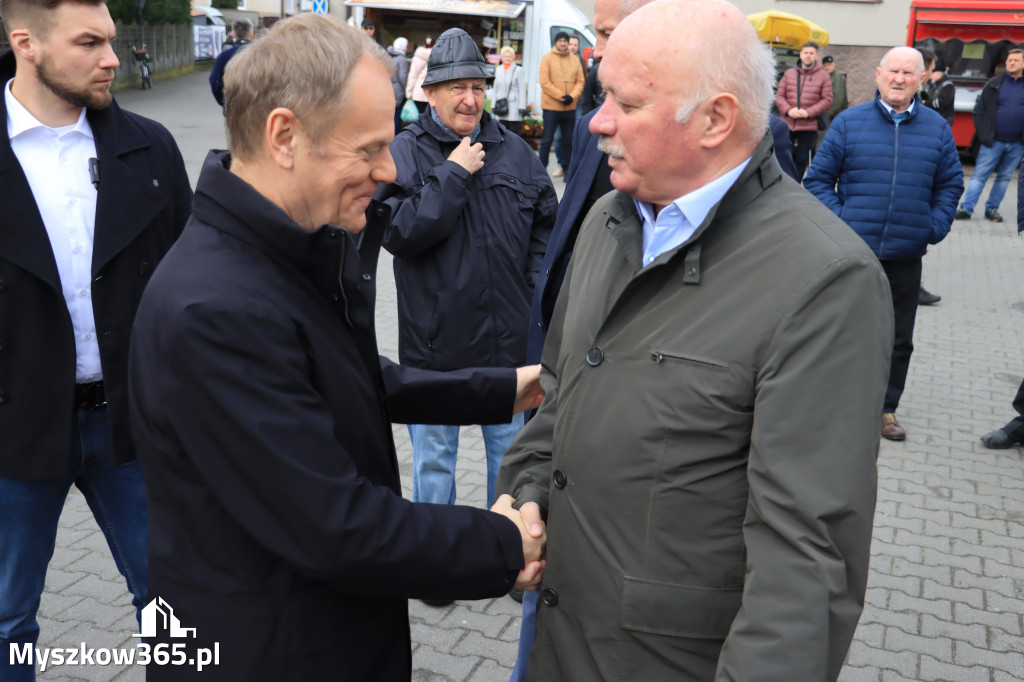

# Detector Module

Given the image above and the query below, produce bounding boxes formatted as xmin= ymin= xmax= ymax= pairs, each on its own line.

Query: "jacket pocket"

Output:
xmin=650 ymin=350 xmax=727 ymax=371
xmin=615 ymin=576 xmax=742 ymax=681
xmin=620 ymin=575 xmax=742 ymax=639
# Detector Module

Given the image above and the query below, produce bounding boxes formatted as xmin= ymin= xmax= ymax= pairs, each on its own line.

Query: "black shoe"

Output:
xmin=954 ymin=207 xmax=971 ymax=220
xmin=985 ymin=208 xmax=1004 ymax=222
xmin=508 ymin=588 xmax=524 ymax=603
xmin=980 ymin=428 xmax=1020 ymax=449
xmin=420 ymin=599 xmax=454 ymax=607
xmin=918 ymin=286 xmax=941 ymax=306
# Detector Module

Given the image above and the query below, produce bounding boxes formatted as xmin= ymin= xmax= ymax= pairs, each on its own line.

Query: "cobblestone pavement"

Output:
xmin=29 ymin=69 xmax=1024 ymax=681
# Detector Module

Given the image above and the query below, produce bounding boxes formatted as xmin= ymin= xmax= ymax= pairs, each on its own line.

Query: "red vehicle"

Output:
xmin=907 ymin=0 xmax=1024 ymax=154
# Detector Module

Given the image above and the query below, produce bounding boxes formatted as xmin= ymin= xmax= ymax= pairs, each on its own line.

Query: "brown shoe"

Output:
xmin=882 ymin=413 xmax=905 ymax=441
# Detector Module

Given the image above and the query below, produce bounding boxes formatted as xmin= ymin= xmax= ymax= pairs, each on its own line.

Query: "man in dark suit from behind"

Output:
xmin=209 ymin=17 xmax=254 ymax=110
xmin=0 ymin=0 xmax=192 ymax=676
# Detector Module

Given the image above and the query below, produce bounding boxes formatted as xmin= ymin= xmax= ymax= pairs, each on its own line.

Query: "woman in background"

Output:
xmin=405 ymin=35 xmax=433 ymax=114
xmin=491 ymin=46 xmax=527 ymax=136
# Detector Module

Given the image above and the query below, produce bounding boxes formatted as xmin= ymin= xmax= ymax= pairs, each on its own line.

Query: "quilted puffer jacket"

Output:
xmin=804 ymin=94 xmax=963 ymax=261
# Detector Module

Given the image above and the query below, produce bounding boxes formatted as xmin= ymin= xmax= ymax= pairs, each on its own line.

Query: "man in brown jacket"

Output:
xmin=497 ymin=0 xmax=892 ymax=679
xmin=775 ymin=40 xmax=833 ymax=179
xmin=537 ymin=30 xmax=583 ymax=178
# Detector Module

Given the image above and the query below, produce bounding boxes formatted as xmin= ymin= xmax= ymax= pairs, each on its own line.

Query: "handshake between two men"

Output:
xmin=491 ymin=494 xmax=546 ymax=590
xmin=493 ymin=364 xmax=546 ymax=591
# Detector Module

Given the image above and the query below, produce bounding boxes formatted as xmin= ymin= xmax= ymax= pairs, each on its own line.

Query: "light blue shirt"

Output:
xmin=634 ymin=158 xmax=751 ymax=267
xmin=879 ymin=98 xmax=916 ymax=122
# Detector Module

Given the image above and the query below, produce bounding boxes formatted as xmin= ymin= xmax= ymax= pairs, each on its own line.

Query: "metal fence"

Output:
xmin=112 ymin=22 xmax=195 ymax=90
xmin=0 ymin=21 xmax=194 ymax=91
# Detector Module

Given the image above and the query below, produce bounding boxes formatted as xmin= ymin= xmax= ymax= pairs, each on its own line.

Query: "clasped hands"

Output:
xmin=491 ymin=494 xmax=546 ymax=591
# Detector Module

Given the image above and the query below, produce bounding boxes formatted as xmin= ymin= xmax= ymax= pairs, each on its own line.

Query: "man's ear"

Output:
xmin=699 ymin=92 xmax=739 ymax=149
xmin=10 ymin=28 xmax=36 ymax=62
xmin=265 ymin=107 xmax=301 ymax=170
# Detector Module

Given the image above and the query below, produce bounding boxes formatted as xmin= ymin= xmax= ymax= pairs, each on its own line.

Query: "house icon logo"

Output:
xmin=133 ymin=597 xmax=197 ymax=639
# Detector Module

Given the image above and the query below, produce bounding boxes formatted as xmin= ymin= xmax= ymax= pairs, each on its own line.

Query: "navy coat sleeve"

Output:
xmin=157 ymin=297 xmax=525 ymax=597
xmin=769 ymin=114 xmax=799 ymax=182
xmin=803 ymin=120 xmax=845 ymax=214
xmin=380 ymin=358 xmax=517 ymax=425
xmin=1019 ymin=156 xmax=1024 ymax=234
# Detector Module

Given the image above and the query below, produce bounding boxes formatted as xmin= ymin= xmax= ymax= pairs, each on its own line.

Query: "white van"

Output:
xmin=344 ymin=0 xmax=595 ymax=112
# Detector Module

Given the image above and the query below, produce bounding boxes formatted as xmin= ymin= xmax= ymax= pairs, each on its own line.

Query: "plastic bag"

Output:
xmin=400 ymin=99 xmax=419 ymax=123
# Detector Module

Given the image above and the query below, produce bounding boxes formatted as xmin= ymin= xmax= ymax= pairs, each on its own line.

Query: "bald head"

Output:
xmin=589 ymin=0 xmax=775 ymax=206
xmin=880 ymin=46 xmax=924 ymax=72
xmin=610 ymin=0 xmax=774 ymax=144
xmin=876 ymin=46 xmax=925 ymax=113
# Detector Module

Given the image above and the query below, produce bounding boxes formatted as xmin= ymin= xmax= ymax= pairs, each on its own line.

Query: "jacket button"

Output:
xmin=0 ymin=340 xmax=5 ymax=351
xmin=540 ymin=587 xmax=559 ymax=607
xmin=586 ymin=346 xmax=604 ymax=366
xmin=362 ymin=273 xmax=372 ymax=281
xmin=0 ymin=279 xmax=6 ymax=292
xmin=553 ymin=469 xmax=567 ymax=489
xmin=0 ymin=392 xmax=7 ymax=404
xmin=332 ymin=294 xmax=341 ymax=302
xmin=137 ymin=262 xmax=150 ymax=276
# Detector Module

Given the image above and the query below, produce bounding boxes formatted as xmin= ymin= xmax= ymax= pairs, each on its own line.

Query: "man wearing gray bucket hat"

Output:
xmin=376 ymin=29 xmax=556 ymax=584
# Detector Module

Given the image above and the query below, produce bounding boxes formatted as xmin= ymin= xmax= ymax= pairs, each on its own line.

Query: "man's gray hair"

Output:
xmin=673 ymin=9 xmax=775 ymax=144
xmin=879 ymin=46 xmax=924 ymax=71
xmin=224 ymin=13 xmax=393 ymax=161
xmin=232 ymin=17 xmax=253 ymax=40
xmin=617 ymin=0 xmax=656 ymax=18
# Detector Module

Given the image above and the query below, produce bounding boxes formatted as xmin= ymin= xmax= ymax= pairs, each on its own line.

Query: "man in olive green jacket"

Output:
xmin=496 ymin=1 xmax=893 ymax=679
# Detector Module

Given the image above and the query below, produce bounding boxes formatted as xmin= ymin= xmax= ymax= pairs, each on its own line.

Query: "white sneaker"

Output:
xmin=551 ymin=167 xmax=564 ymax=178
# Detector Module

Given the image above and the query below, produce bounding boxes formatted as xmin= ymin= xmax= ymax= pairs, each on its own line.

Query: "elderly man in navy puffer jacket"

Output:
xmin=805 ymin=46 xmax=963 ymax=443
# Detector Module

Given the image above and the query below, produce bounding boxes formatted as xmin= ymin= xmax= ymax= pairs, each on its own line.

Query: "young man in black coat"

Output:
xmin=0 ymin=0 xmax=192 ymax=674
xmin=129 ymin=15 xmax=545 ymax=681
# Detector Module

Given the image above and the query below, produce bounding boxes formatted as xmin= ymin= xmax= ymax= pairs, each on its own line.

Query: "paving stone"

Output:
xmin=467 ymin=658 xmax=516 ymax=682
xmin=845 ymin=641 xmax=918 ymax=679
xmin=454 ymin=631 xmax=518 ymax=669
xmin=441 ymin=605 xmax=511 ymax=638
xmin=413 ymin=645 xmax=478 ymax=681
xmin=953 ymin=640 xmax=1024 ymax=675
xmin=884 ymin=625 xmax=954 ymax=662
xmin=922 ymin=578 xmax=986 ymax=610
xmin=920 ymin=613 xmax=987 ymax=649
xmin=837 ymin=665 xmax=881 ymax=682
xmin=918 ymin=655 xmax=990 ymax=682
xmin=953 ymin=602 xmax=1021 ymax=636
xmin=411 ymin=622 xmax=467 ymax=652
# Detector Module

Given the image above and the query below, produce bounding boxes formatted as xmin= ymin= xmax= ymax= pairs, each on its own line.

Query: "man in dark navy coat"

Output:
xmin=0 ymin=0 xmax=192 ymax=675
xmin=129 ymin=15 xmax=545 ymax=681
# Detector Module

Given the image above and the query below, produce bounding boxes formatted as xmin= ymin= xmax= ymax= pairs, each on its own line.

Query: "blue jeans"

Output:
xmin=961 ymin=140 xmax=1024 ymax=214
xmin=408 ymin=413 xmax=525 ymax=507
xmin=510 ymin=588 xmax=540 ymax=682
xmin=538 ymin=109 xmax=576 ymax=172
xmin=0 ymin=407 xmax=148 ymax=682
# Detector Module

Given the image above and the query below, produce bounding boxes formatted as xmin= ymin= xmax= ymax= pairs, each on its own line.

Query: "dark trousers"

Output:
xmin=1001 ymin=378 xmax=1024 ymax=440
xmin=539 ymin=109 xmax=575 ymax=171
xmin=790 ymin=129 xmax=817 ymax=180
xmin=501 ymin=120 xmax=522 ymax=137
xmin=881 ymin=258 xmax=922 ymax=413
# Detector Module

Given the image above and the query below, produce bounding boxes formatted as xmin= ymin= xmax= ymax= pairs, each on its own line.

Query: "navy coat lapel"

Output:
xmin=90 ymin=101 xmax=166 ymax=275
xmin=0 ymin=85 xmax=62 ymax=295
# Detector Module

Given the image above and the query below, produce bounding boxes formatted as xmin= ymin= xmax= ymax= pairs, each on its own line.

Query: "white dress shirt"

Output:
xmin=634 ymin=158 xmax=751 ymax=267
xmin=6 ymin=79 xmax=102 ymax=383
